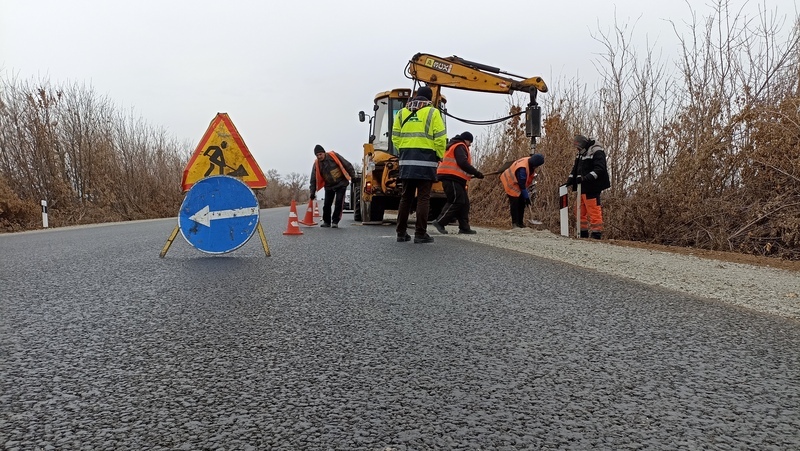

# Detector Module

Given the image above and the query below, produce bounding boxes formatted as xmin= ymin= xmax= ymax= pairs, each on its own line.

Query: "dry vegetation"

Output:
xmin=0 ymin=78 xmax=307 ymax=232
xmin=1 ymin=2 xmax=797 ymax=261
xmin=469 ymin=2 xmax=800 ymax=260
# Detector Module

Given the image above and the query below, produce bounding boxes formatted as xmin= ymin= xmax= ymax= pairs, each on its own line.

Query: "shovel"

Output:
xmin=527 ymin=203 xmax=543 ymax=225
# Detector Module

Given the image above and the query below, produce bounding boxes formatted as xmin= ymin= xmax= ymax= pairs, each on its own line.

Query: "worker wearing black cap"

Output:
xmin=391 ymin=85 xmax=447 ymax=243
xmin=309 ymin=144 xmax=356 ymax=228
xmin=431 ymin=131 xmax=484 ymax=234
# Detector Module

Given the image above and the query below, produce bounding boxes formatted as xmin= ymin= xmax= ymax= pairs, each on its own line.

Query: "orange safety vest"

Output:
xmin=314 ymin=151 xmax=351 ymax=189
xmin=500 ymin=158 xmax=534 ymax=197
xmin=436 ymin=141 xmax=472 ymax=182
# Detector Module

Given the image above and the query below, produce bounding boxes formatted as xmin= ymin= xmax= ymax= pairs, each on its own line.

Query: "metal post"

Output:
xmin=559 ymin=185 xmax=568 ymax=237
xmin=41 ymin=200 xmax=48 ymax=228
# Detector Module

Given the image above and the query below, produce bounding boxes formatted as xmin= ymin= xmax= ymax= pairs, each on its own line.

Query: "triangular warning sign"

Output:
xmin=182 ymin=113 xmax=268 ymax=192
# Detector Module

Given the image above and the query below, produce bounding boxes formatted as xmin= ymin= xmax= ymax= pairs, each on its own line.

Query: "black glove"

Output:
xmin=474 ymin=171 xmax=485 ymax=179
xmin=576 ymin=175 xmax=584 ymax=185
xmin=524 ymin=197 xmax=532 ymax=206
xmin=310 ymin=193 xmax=316 ymax=200
xmin=564 ymin=175 xmax=574 ymax=187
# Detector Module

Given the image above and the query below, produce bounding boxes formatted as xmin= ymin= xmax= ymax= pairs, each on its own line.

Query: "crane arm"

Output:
xmin=406 ymin=52 xmax=547 ymax=154
xmin=406 ymin=53 xmax=548 ymax=98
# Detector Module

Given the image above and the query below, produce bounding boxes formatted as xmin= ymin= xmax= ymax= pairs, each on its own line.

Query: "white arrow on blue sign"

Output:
xmin=179 ymin=175 xmax=260 ymax=254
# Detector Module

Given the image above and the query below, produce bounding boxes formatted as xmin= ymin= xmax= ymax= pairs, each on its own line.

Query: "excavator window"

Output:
xmin=372 ymin=100 xmax=390 ymax=152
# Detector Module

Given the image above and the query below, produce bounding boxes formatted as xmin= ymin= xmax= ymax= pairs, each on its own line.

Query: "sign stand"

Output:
xmin=160 ymin=175 xmax=270 ymax=258
xmin=159 ymin=225 xmax=181 ymax=258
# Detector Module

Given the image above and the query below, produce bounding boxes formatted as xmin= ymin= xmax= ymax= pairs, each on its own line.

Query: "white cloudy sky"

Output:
xmin=1 ymin=0 xmax=796 ymax=177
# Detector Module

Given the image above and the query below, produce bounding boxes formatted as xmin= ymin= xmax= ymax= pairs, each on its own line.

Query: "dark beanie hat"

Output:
xmin=314 ymin=144 xmax=325 ymax=154
xmin=416 ymin=86 xmax=433 ymax=101
xmin=528 ymin=153 xmax=545 ymax=168
xmin=574 ymin=134 xmax=593 ymax=149
xmin=460 ymin=131 xmax=474 ymax=143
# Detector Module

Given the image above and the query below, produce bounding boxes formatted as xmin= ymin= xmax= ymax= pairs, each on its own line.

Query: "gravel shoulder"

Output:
xmin=451 ymin=226 xmax=800 ymax=321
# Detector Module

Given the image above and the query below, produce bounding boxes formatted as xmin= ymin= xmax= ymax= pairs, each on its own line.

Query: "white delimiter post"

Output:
xmin=559 ymin=185 xmax=568 ymax=237
xmin=575 ymin=183 xmax=581 ymax=238
xmin=41 ymin=200 xmax=48 ymax=228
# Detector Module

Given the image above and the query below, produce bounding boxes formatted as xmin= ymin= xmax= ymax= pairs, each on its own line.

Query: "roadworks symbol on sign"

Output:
xmin=181 ymin=113 xmax=267 ymax=192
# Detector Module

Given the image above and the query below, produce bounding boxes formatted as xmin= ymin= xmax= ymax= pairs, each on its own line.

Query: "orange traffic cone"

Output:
xmin=282 ymin=200 xmax=303 ymax=235
xmin=298 ymin=199 xmax=318 ymax=226
xmin=313 ymin=199 xmax=322 ymax=222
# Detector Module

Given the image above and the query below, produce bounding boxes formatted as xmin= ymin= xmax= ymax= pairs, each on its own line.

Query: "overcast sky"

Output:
xmin=1 ymin=0 xmax=797 ymax=178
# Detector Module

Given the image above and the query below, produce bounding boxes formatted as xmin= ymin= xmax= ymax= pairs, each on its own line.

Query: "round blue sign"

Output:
xmin=178 ymin=175 xmax=260 ymax=254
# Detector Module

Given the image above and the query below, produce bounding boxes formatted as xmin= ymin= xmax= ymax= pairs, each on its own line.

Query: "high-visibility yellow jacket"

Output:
xmin=391 ymin=105 xmax=447 ymax=181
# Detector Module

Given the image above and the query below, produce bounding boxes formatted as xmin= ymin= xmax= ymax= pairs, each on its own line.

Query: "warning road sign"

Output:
xmin=182 ymin=113 xmax=267 ymax=192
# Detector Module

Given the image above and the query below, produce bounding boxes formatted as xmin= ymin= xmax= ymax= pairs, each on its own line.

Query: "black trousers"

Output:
xmin=436 ymin=179 xmax=470 ymax=230
xmin=323 ymin=185 xmax=347 ymax=224
xmin=396 ymin=179 xmax=433 ymax=237
xmin=508 ymin=195 xmax=526 ymax=227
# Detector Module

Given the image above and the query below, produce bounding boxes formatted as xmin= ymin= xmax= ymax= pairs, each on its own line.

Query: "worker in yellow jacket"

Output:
xmin=391 ymin=85 xmax=447 ymax=244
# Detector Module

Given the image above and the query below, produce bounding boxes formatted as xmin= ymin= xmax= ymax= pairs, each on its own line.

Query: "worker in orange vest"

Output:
xmin=431 ymin=132 xmax=484 ymax=234
xmin=309 ymin=144 xmax=357 ymax=228
xmin=500 ymin=154 xmax=545 ymax=228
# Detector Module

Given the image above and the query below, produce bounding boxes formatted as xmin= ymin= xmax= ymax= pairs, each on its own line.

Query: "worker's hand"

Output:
xmin=310 ymin=193 xmax=316 ymax=200
xmin=564 ymin=175 xmax=574 ymax=187
xmin=576 ymin=175 xmax=584 ymax=185
xmin=524 ymin=197 xmax=532 ymax=207
xmin=474 ymin=171 xmax=485 ymax=179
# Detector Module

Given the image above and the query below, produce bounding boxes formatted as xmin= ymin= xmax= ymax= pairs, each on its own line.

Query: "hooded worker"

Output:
xmin=500 ymin=153 xmax=545 ymax=228
xmin=309 ymin=144 xmax=357 ymax=228
xmin=432 ymin=131 xmax=484 ymax=235
xmin=565 ymin=134 xmax=610 ymax=239
xmin=391 ymin=85 xmax=447 ymax=243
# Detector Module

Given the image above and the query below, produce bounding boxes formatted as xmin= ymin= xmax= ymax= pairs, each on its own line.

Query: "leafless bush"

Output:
xmin=469 ymin=1 xmax=800 ymax=260
xmin=0 ymin=75 xmax=311 ymax=232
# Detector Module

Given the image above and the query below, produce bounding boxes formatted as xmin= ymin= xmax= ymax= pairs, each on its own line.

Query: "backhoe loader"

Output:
xmin=354 ymin=53 xmax=548 ymax=224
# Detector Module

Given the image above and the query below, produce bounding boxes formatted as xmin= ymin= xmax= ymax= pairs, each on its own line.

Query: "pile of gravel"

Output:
xmin=451 ymin=227 xmax=800 ymax=320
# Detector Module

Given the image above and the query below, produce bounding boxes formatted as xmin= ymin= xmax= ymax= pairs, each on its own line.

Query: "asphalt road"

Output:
xmin=2 ymin=207 xmax=799 ymax=450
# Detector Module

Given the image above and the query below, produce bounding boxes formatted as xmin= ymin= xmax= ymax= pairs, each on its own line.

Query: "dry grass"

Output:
xmin=467 ymin=2 xmax=800 ymax=261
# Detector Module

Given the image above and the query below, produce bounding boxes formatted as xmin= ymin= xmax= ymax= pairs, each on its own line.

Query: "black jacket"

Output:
xmin=310 ymin=152 xmax=356 ymax=193
xmin=569 ymin=143 xmax=610 ymax=195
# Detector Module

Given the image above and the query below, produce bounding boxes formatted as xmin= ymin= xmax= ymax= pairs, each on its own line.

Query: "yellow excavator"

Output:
xmin=354 ymin=53 xmax=548 ymax=224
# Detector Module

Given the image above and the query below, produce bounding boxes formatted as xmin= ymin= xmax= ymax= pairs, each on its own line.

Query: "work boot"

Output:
xmin=320 ymin=222 xmax=331 ymax=228
xmin=432 ymin=220 xmax=447 ymax=234
xmin=458 ymin=228 xmax=477 ymax=234
xmin=413 ymin=234 xmax=434 ymax=244
xmin=513 ymin=223 xmax=526 ymax=228
xmin=397 ymin=233 xmax=411 ymax=242
xmin=580 ymin=230 xmax=589 ymax=238
xmin=331 ymin=222 xmax=339 ymax=228
xmin=590 ymin=231 xmax=602 ymax=240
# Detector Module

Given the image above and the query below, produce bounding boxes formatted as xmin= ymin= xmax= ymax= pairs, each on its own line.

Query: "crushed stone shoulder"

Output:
xmin=452 ymin=227 xmax=800 ymax=321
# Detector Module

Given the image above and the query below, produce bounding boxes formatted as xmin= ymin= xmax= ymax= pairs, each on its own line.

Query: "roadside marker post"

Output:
xmin=559 ymin=186 xmax=568 ymax=237
xmin=576 ymin=183 xmax=582 ymax=238
xmin=41 ymin=200 xmax=48 ymax=228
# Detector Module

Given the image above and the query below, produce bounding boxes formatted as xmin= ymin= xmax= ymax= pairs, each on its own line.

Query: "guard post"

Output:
xmin=41 ymin=200 xmax=48 ymax=228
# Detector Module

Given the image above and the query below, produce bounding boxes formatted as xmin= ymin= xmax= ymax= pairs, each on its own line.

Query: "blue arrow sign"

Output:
xmin=178 ymin=175 xmax=260 ymax=254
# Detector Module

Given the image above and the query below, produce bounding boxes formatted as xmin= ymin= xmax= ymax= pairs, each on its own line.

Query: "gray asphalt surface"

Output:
xmin=2 ymin=207 xmax=799 ymax=450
